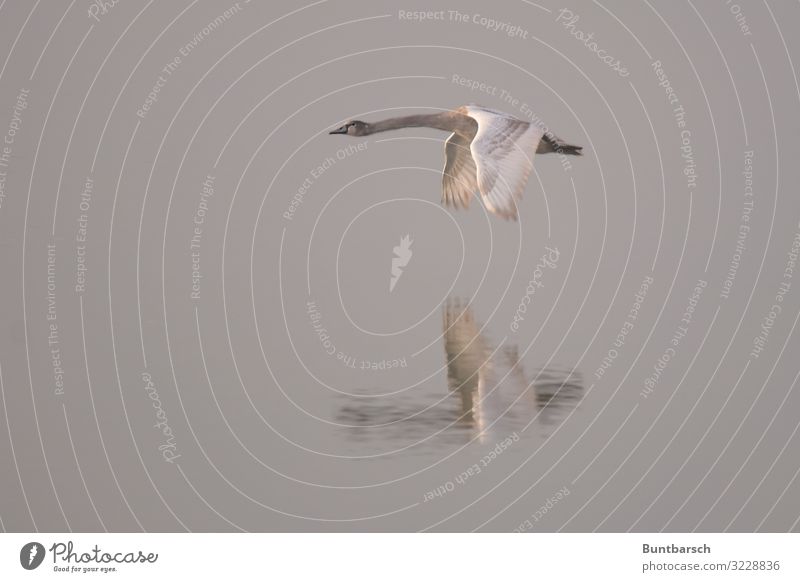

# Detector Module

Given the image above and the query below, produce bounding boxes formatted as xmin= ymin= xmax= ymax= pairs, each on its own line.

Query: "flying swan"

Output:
xmin=330 ymin=105 xmax=582 ymax=220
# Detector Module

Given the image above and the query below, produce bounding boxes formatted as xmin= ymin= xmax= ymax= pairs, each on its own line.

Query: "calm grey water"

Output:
xmin=336 ymin=297 xmax=584 ymax=456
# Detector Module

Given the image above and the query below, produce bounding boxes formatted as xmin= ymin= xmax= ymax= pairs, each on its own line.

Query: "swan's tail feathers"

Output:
xmin=537 ymin=133 xmax=583 ymax=156
xmin=557 ymin=143 xmax=583 ymax=156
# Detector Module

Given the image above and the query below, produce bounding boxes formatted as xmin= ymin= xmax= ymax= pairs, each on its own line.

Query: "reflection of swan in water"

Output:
xmin=442 ymin=298 xmax=492 ymax=430
xmin=443 ymin=298 xmax=583 ymax=442
xmin=336 ymin=298 xmax=583 ymax=449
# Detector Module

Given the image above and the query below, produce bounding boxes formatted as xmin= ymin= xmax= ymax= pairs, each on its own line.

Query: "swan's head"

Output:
xmin=329 ymin=120 xmax=368 ymax=136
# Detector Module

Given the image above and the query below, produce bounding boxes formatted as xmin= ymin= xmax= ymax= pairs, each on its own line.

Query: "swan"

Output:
xmin=330 ymin=105 xmax=582 ymax=220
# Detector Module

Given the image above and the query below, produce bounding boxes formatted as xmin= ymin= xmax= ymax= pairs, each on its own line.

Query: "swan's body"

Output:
xmin=330 ymin=105 xmax=582 ymax=220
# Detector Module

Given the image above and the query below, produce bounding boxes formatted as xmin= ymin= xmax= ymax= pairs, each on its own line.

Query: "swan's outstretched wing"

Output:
xmin=442 ymin=132 xmax=478 ymax=209
xmin=465 ymin=105 xmax=544 ymax=220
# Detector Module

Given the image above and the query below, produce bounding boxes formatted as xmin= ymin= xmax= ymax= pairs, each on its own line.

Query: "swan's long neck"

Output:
xmin=364 ymin=113 xmax=455 ymax=135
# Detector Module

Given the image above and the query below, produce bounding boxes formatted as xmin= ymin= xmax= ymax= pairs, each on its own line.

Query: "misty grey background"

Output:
xmin=0 ymin=0 xmax=798 ymax=532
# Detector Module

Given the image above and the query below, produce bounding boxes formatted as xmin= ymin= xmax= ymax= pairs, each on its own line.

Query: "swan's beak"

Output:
xmin=329 ymin=125 xmax=348 ymax=134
